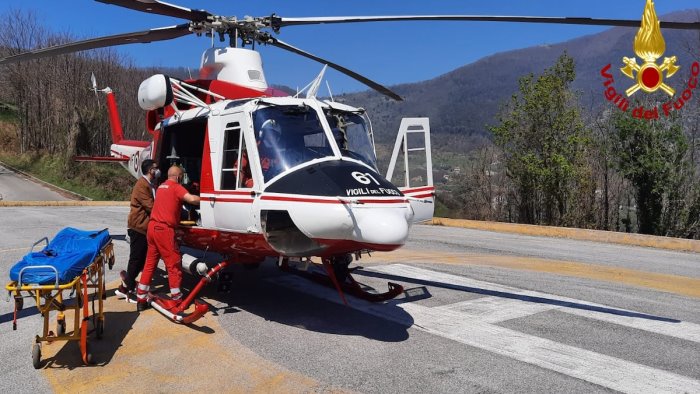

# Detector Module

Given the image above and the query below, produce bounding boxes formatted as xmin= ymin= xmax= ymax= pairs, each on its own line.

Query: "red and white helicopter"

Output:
xmin=2 ymin=0 xmax=698 ymax=323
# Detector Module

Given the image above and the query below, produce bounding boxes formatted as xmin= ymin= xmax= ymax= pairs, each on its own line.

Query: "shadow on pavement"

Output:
xmin=194 ymin=263 xmax=415 ymax=342
xmin=41 ymin=310 xmax=138 ymax=369
xmin=358 ymin=269 xmax=682 ymax=323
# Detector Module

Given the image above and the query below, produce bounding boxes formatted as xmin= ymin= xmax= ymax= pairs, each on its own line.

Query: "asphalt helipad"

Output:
xmin=1 ymin=205 xmax=698 ymax=393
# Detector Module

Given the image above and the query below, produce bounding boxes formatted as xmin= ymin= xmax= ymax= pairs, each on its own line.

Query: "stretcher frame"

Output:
xmin=5 ymin=238 xmax=114 ymax=368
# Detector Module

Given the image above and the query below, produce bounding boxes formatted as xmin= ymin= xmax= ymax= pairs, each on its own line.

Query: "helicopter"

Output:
xmin=2 ymin=0 xmax=699 ymax=323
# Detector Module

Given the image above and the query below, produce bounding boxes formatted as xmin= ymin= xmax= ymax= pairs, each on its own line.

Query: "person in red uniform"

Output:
xmin=136 ymin=165 xmax=200 ymax=311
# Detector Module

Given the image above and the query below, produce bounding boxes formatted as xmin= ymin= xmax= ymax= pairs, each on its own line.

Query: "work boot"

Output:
xmin=125 ymin=291 xmax=138 ymax=304
xmin=115 ymin=285 xmax=129 ymax=299
xmin=137 ymin=301 xmax=149 ymax=312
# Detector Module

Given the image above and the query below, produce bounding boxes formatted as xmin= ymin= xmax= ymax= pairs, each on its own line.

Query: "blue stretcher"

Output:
xmin=5 ymin=227 xmax=114 ymax=368
xmin=9 ymin=227 xmax=111 ymax=285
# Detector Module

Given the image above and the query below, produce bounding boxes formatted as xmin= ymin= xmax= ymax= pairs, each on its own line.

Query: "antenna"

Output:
xmin=326 ymin=80 xmax=334 ymax=102
xmin=306 ymin=65 xmax=327 ymax=99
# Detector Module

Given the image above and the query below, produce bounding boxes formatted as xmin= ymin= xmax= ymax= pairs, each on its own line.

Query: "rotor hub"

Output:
xmin=189 ymin=15 xmax=274 ymax=46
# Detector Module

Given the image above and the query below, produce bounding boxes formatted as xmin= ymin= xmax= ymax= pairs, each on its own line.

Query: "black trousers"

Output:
xmin=125 ymin=228 xmax=148 ymax=291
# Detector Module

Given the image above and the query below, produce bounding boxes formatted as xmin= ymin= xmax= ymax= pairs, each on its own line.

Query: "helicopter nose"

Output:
xmin=263 ymin=160 xmax=414 ymax=253
xmin=353 ymin=206 xmax=411 ymax=247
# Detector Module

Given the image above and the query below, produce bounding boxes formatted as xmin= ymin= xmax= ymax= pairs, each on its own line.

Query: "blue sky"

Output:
xmin=2 ymin=1 xmax=699 ymax=94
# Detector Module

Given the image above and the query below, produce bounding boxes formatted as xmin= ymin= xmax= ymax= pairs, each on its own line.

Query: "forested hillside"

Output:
xmin=338 ymin=10 xmax=700 ymax=150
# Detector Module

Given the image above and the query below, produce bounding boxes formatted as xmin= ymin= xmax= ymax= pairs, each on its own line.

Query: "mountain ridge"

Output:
xmin=333 ymin=9 xmax=700 ymax=152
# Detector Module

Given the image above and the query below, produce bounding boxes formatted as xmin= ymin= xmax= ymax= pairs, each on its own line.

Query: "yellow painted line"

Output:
xmin=432 ymin=217 xmax=700 ymax=253
xmin=367 ymin=249 xmax=700 ymax=298
xmin=41 ymin=283 xmax=336 ymax=393
xmin=0 ymin=201 xmax=129 ymax=207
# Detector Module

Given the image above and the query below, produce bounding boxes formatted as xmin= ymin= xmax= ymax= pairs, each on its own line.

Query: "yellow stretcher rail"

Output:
xmin=5 ymin=242 xmax=115 ymax=368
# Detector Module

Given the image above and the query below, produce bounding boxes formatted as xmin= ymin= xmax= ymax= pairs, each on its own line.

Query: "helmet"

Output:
xmin=259 ymin=119 xmax=281 ymax=148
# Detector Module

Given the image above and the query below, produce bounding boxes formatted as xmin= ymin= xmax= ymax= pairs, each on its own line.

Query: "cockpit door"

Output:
xmin=386 ymin=118 xmax=435 ymax=223
xmin=208 ymin=111 xmax=256 ymax=232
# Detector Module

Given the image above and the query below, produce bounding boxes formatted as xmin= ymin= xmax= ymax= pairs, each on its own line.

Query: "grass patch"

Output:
xmin=0 ymin=152 xmax=132 ymax=200
xmin=0 ymin=102 xmax=18 ymax=123
xmin=0 ymin=113 xmax=132 ymax=200
xmin=433 ymin=198 xmax=451 ymax=218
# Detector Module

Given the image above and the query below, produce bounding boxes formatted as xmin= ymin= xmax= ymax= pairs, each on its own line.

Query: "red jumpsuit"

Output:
xmin=136 ymin=179 xmax=188 ymax=304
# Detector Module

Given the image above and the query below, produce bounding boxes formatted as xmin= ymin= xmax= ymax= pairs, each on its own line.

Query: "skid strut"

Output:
xmin=280 ymin=258 xmax=404 ymax=304
xmin=150 ymin=261 xmax=228 ymax=324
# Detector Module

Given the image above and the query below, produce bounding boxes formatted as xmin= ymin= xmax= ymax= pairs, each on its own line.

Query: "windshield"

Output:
xmin=325 ymin=111 xmax=377 ymax=170
xmin=253 ymin=105 xmax=333 ymax=182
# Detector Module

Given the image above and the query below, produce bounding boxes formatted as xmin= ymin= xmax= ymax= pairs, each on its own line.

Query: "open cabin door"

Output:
xmin=204 ymin=111 xmax=256 ymax=232
xmin=156 ymin=116 xmax=205 ymax=227
xmin=386 ymin=118 xmax=435 ymax=223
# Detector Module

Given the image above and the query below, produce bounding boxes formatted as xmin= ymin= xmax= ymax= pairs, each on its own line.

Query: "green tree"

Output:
xmin=611 ymin=110 xmax=689 ymax=235
xmin=489 ymin=53 xmax=593 ymax=226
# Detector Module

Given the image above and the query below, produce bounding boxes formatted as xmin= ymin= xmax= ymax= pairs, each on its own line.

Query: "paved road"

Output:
xmin=0 ymin=206 xmax=698 ymax=393
xmin=0 ymin=164 xmax=69 ymax=201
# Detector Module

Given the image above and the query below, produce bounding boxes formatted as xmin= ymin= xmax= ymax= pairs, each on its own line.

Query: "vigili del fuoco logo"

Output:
xmin=600 ymin=0 xmax=699 ymax=119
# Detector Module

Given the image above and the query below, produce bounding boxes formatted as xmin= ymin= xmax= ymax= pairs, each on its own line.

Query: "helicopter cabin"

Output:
xmin=152 ymin=95 xmax=382 ymax=234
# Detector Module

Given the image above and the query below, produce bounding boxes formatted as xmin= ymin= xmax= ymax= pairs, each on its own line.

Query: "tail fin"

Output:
xmin=92 ymin=73 xmax=123 ymax=144
xmin=105 ymin=89 xmax=124 ymax=144
xmin=79 ymin=74 xmax=150 ymax=181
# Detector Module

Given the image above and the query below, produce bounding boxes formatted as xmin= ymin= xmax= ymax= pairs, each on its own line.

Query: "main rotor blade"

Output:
xmin=277 ymin=15 xmax=700 ymax=30
xmin=264 ymin=36 xmax=402 ymax=101
xmin=0 ymin=24 xmax=191 ymax=65
xmin=96 ymin=0 xmax=211 ymax=22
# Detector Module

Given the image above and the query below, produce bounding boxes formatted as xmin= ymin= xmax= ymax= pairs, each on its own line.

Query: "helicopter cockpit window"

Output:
xmin=253 ymin=105 xmax=332 ymax=182
xmin=221 ymin=121 xmax=253 ymax=189
xmin=221 ymin=122 xmax=240 ymax=189
xmin=326 ymin=112 xmax=378 ymax=170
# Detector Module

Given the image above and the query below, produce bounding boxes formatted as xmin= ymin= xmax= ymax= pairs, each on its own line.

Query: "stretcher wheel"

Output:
xmin=96 ymin=319 xmax=104 ymax=339
xmin=32 ymin=343 xmax=41 ymax=369
xmin=56 ymin=320 xmax=66 ymax=337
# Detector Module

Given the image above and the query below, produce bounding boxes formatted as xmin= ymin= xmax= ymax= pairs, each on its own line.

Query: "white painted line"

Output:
xmin=400 ymin=302 xmax=700 ymax=394
xmin=437 ymin=297 xmax=557 ymax=324
xmin=369 ymin=264 xmax=700 ymax=343
xmin=269 ymin=264 xmax=700 ymax=393
xmin=560 ymin=307 xmax=700 ymax=343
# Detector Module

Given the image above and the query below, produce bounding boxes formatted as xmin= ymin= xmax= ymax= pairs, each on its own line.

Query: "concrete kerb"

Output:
xmin=431 ymin=217 xmax=700 ymax=254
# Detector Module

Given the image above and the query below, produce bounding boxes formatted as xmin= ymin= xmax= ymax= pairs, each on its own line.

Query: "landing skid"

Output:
xmin=279 ymin=258 xmax=404 ymax=304
xmin=149 ymin=262 xmax=229 ymax=324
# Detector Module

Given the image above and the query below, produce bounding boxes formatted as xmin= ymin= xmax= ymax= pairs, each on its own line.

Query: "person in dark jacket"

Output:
xmin=116 ymin=159 xmax=159 ymax=302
